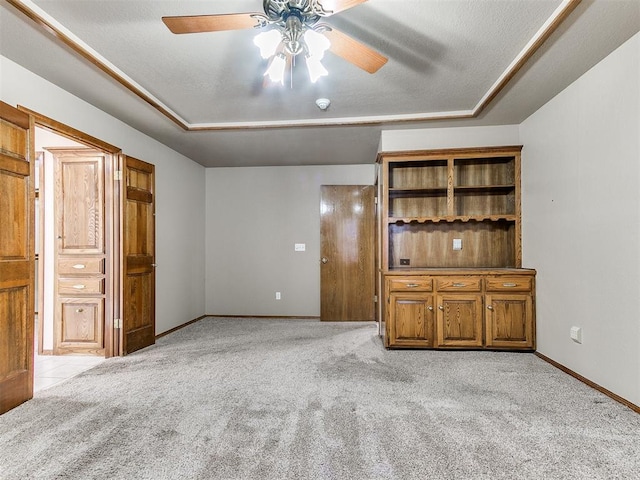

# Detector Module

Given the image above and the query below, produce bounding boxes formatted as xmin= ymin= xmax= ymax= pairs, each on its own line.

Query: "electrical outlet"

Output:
xmin=400 ymin=258 xmax=410 ymax=266
xmin=275 ymin=292 xmax=281 ymax=300
xmin=570 ymin=326 xmax=582 ymax=344
xmin=453 ymin=238 xmax=462 ymax=250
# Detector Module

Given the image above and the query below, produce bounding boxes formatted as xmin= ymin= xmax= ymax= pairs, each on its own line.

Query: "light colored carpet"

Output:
xmin=1 ymin=317 xmax=639 ymax=480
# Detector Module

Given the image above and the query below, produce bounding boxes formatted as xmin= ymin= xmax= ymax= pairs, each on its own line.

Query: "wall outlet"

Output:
xmin=400 ymin=258 xmax=410 ymax=265
xmin=294 ymin=243 xmax=306 ymax=252
xmin=570 ymin=326 xmax=582 ymax=344
xmin=275 ymin=292 xmax=281 ymax=300
xmin=453 ymin=238 xmax=462 ymax=250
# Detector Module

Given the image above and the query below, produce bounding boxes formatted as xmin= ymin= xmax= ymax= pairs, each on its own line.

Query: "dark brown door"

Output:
xmin=121 ymin=155 xmax=155 ymax=354
xmin=0 ymin=102 xmax=34 ymax=413
xmin=320 ymin=185 xmax=375 ymax=321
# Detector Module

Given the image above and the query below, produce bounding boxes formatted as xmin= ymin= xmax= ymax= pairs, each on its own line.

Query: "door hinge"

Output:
xmin=114 ymin=170 xmax=122 ymax=181
xmin=374 ymin=197 xmax=378 ymax=204
xmin=114 ymin=318 xmax=122 ymax=329
xmin=374 ymin=295 xmax=378 ymax=303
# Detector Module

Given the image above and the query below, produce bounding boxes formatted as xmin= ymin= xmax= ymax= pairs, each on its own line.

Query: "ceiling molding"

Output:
xmin=8 ymin=0 xmax=582 ymax=131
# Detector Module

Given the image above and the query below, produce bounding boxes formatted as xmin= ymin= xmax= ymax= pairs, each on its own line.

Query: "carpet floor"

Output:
xmin=1 ymin=317 xmax=639 ymax=479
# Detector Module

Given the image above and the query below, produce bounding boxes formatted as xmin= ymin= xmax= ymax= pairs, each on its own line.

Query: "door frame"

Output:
xmin=20 ymin=106 xmax=122 ymax=358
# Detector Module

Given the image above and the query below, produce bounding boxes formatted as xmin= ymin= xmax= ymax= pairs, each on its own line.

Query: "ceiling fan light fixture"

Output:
xmin=303 ymin=29 xmax=331 ymax=59
xmin=265 ymin=54 xmax=287 ymax=84
xmin=306 ymin=55 xmax=328 ymax=83
xmin=254 ymin=29 xmax=282 ymax=59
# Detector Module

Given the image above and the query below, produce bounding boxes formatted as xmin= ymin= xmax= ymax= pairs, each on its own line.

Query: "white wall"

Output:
xmin=520 ymin=33 xmax=640 ymax=406
xmin=380 ymin=124 xmax=520 ymax=152
xmin=206 ymin=164 xmax=375 ymax=316
xmin=1 ymin=55 xmax=207 ymax=335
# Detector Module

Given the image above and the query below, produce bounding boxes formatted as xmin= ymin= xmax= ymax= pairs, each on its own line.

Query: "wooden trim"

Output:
xmin=155 ymin=315 xmax=208 ymax=339
xmin=6 ymin=1 xmax=187 ymax=131
xmin=0 ymin=100 xmax=29 ymax=128
xmin=474 ymin=0 xmax=583 ymax=115
xmin=535 ymin=352 xmax=640 ymax=414
xmin=207 ymin=315 xmax=322 ymax=320
xmin=377 ymin=146 xmax=524 ymax=163
xmin=17 ymin=107 xmax=121 ymax=153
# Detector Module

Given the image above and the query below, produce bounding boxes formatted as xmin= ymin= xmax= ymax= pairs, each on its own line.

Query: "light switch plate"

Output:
xmin=294 ymin=243 xmax=306 ymax=252
xmin=453 ymin=238 xmax=462 ymax=250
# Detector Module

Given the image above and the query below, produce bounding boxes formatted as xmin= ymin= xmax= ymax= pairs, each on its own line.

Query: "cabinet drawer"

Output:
xmin=58 ymin=278 xmax=104 ymax=295
xmin=388 ymin=278 xmax=432 ymax=291
xmin=58 ymin=258 xmax=104 ymax=275
xmin=486 ymin=277 xmax=532 ymax=292
xmin=435 ymin=277 xmax=482 ymax=292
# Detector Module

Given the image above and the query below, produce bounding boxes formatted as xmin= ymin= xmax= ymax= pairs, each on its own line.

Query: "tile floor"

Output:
xmin=34 ymin=352 xmax=105 ymax=393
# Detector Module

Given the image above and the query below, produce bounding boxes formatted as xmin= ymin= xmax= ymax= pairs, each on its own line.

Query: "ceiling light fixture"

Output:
xmin=252 ymin=0 xmax=333 ymax=84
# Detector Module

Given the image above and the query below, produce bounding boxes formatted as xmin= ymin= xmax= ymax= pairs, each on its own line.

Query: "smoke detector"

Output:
xmin=315 ymin=98 xmax=330 ymax=111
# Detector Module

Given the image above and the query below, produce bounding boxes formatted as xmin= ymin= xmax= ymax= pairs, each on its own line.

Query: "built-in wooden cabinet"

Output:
xmin=378 ymin=146 xmax=536 ymax=350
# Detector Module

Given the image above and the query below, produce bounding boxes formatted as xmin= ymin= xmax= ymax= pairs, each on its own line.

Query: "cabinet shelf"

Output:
xmin=454 ymin=184 xmax=515 ymax=192
xmin=389 ymin=187 xmax=448 ymax=196
xmin=389 ymin=215 xmax=517 ymax=224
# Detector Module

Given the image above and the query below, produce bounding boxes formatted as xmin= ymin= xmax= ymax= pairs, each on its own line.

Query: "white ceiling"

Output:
xmin=1 ymin=0 xmax=639 ymax=167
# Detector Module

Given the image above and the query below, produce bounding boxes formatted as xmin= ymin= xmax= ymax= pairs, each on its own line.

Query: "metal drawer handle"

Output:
xmin=76 ymin=308 xmax=84 ymax=313
xmin=452 ymin=283 xmax=465 ymax=287
xmin=406 ymin=283 xmax=419 ymax=288
xmin=72 ymin=284 xmax=86 ymax=289
xmin=438 ymin=305 xmax=444 ymax=311
xmin=72 ymin=264 xmax=86 ymax=269
xmin=502 ymin=283 xmax=517 ymax=287
xmin=427 ymin=306 xmax=433 ymax=311
xmin=487 ymin=305 xmax=493 ymax=310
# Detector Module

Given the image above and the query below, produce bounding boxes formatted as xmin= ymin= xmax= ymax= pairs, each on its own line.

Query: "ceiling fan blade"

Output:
xmin=325 ymin=28 xmax=387 ymax=74
xmin=322 ymin=0 xmax=369 ymax=15
xmin=162 ymin=13 xmax=259 ymax=34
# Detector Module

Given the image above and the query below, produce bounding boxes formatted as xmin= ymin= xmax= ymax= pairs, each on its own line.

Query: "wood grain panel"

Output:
xmin=58 ymin=257 xmax=104 ymax=275
xmin=485 ymin=294 xmax=533 ymax=349
xmin=320 ymin=185 xmax=375 ymax=321
xmin=0 ymin=102 xmax=33 ymax=414
xmin=389 ymin=293 xmax=434 ymax=347
xmin=58 ymin=278 xmax=104 ymax=295
xmin=0 ymin=172 xmax=27 ymax=259
xmin=122 ymin=155 xmax=155 ymax=354
xmin=60 ymin=299 xmax=103 ymax=348
xmin=436 ymin=294 xmax=483 ymax=347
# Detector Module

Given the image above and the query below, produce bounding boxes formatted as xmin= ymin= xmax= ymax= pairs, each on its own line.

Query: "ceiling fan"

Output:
xmin=162 ymin=0 xmax=388 ymax=84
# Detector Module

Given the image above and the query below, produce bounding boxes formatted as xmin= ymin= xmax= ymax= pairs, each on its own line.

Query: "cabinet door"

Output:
xmin=436 ymin=294 xmax=483 ymax=347
xmin=388 ymin=293 xmax=435 ymax=347
xmin=485 ymin=294 xmax=533 ymax=349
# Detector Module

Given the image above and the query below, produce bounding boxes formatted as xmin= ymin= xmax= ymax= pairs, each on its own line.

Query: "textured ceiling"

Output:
xmin=1 ymin=0 xmax=639 ymax=167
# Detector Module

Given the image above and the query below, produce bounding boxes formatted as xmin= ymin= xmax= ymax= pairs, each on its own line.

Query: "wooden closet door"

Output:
xmin=122 ymin=155 xmax=155 ymax=354
xmin=52 ymin=149 xmax=106 ymax=355
xmin=0 ymin=102 xmax=34 ymax=413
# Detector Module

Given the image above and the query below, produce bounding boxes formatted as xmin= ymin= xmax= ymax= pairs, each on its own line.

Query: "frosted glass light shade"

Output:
xmin=254 ymin=29 xmax=282 ymax=59
xmin=306 ymin=55 xmax=328 ymax=83
xmin=303 ymin=29 xmax=331 ymax=59
xmin=265 ymin=54 xmax=287 ymax=84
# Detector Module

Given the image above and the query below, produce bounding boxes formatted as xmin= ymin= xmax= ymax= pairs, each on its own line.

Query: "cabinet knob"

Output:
xmin=75 ymin=308 xmax=84 ymax=313
xmin=321 ymin=257 xmax=328 ymax=264
xmin=427 ymin=306 xmax=433 ymax=311
xmin=487 ymin=305 xmax=493 ymax=310
xmin=438 ymin=305 xmax=444 ymax=311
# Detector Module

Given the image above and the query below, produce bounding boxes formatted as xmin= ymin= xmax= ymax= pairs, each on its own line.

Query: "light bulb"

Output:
xmin=254 ymin=29 xmax=282 ymax=59
xmin=304 ymin=29 xmax=331 ymax=59
xmin=265 ymin=54 xmax=287 ymax=84
xmin=306 ymin=55 xmax=328 ymax=83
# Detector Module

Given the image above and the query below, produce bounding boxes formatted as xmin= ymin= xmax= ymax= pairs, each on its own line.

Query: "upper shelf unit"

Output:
xmin=380 ymin=146 xmax=523 ymax=270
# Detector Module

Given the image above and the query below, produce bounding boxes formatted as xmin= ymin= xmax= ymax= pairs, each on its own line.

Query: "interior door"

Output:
xmin=320 ymin=185 xmax=375 ymax=321
xmin=52 ymin=148 xmax=106 ymax=355
xmin=121 ymin=155 xmax=155 ymax=354
xmin=0 ymin=102 xmax=34 ymax=413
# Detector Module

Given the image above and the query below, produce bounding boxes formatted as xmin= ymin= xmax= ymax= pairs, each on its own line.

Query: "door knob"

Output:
xmin=321 ymin=257 xmax=328 ymax=264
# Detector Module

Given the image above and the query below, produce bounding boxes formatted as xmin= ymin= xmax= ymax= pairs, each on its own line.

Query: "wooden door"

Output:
xmin=320 ymin=185 xmax=375 ymax=321
xmin=52 ymin=148 xmax=106 ymax=355
xmin=121 ymin=155 xmax=155 ymax=354
xmin=436 ymin=294 xmax=483 ymax=347
xmin=389 ymin=293 xmax=435 ymax=347
xmin=0 ymin=102 xmax=34 ymax=413
xmin=485 ymin=294 xmax=533 ymax=349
